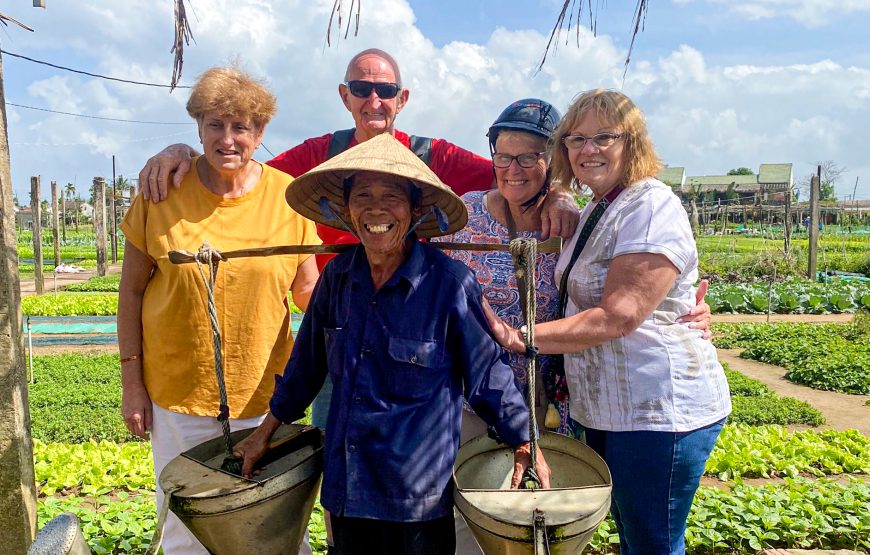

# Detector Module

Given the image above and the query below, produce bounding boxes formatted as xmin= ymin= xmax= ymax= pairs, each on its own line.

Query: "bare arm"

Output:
xmin=117 ymin=240 xmax=155 ymax=438
xmin=490 ymin=253 xmax=680 ymax=354
xmin=139 ymin=144 xmax=200 ymax=202
xmin=289 ymin=256 xmax=319 ymax=312
xmin=539 ymin=186 xmax=580 ymax=240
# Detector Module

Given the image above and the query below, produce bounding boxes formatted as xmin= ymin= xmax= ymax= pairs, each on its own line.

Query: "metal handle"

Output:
xmin=533 ymin=509 xmax=551 ymax=555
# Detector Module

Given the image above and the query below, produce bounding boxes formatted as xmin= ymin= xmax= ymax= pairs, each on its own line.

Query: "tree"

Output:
xmin=727 ymin=167 xmax=754 ymax=176
xmin=798 ymin=160 xmax=844 ymax=202
xmin=65 ymin=183 xmax=78 ymax=231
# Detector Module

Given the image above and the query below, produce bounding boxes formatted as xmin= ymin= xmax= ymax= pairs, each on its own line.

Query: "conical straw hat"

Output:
xmin=285 ymin=133 xmax=468 ymax=238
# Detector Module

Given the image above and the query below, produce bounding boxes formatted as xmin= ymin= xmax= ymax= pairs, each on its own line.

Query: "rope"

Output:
xmin=193 ymin=242 xmax=235 ymax=462
xmin=509 ymin=237 xmax=541 ymax=486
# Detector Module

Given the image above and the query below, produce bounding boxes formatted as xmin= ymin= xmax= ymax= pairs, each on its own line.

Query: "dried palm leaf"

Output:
xmin=536 ymin=0 xmax=649 ymax=79
xmin=170 ymin=0 xmax=195 ymax=92
xmin=326 ymin=0 xmax=361 ymax=47
xmin=0 ymin=11 xmax=34 ymax=32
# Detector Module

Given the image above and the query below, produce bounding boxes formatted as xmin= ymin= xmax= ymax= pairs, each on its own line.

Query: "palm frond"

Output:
xmin=536 ymin=0 xmax=650 ymax=78
xmin=327 ymin=0 xmax=361 ymax=47
xmin=170 ymin=0 xmax=195 ymax=92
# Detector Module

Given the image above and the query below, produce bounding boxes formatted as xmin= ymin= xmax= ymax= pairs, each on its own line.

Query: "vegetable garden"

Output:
xmin=20 ymin=231 xmax=870 ymax=553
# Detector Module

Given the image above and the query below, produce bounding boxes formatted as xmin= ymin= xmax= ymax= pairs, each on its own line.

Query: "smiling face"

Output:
xmin=339 ymin=54 xmax=409 ymax=142
xmin=198 ymin=111 xmax=263 ymax=174
xmin=346 ymin=172 xmax=416 ymax=260
xmin=493 ymin=131 xmax=549 ymax=208
xmin=566 ymin=110 xmax=626 ymax=199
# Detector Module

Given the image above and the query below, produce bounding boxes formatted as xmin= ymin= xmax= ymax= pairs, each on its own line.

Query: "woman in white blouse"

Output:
xmin=488 ymin=89 xmax=731 ymax=555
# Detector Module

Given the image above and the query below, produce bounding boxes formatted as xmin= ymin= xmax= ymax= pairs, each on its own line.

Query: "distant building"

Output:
xmin=660 ymin=163 xmax=793 ymax=205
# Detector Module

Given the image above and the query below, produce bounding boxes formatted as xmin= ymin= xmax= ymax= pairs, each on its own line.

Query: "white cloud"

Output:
xmin=703 ymin=0 xmax=870 ymax=26
xmin=6 ymin=0 xmax=870 ymax=201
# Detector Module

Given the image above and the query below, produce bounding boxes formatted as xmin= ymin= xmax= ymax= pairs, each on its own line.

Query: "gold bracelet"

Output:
xmin=120 ymin=354 xmax=142 ymax=364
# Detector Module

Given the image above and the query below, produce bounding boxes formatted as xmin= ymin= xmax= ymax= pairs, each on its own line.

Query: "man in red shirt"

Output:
xmin=138 ymin=49 xmax=580 ymax=271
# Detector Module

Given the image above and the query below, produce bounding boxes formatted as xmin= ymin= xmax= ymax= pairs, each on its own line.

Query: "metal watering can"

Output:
xmin=454 ymin=432 xmax=612 ymax=554
xmin=158 ymin=423 xmax=323 ymax=555
xmin=28 ymin=513 xmax=92 ymax=555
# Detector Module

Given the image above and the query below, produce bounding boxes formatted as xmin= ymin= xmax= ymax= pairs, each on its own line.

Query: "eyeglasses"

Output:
xmin=345 ymin=80 xmax=402 ymax=99
xmin=561 ymin=132 xmax=624 ymax=150
xmin=492 ymin=152 xmax=546 ymax=169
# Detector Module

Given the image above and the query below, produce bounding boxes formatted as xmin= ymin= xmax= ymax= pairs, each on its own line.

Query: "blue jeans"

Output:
xmin=584 ymin=418 xmax=725 ymax=555
xmin=310 ymin=375 xmax=333 ymax=430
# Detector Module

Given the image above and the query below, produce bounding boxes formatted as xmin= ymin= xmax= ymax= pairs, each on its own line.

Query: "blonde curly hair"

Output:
xmin=551 ymin=89 xmax=662 ymax=190
xmin=186 ymin=66 xmax=276 ymax=129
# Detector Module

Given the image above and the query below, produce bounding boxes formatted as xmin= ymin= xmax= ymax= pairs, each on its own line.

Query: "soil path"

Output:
xmin=19 ymin=264 xmax=122 ymax=297
xmin=713 ymin=313 xmax=854 ymax=324
xmin=717 ymin=348 xmax=870 ymax=436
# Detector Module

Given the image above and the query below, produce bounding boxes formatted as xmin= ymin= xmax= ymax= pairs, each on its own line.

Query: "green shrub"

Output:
xmin=723 ymin=365 xmax=772 ymax=397
xmin=29 ymin=354 xmax=134 ymax=443
xmin=729 ymin=396 xmax=825 ymax=427
xmin=713 ymin=323 xmax=870 ymax=394
xmin=34 ymin=439 xmax=154 ymax=495
xmin=22 ymin=293 xmax=118 ymax=316
xmin=707 ymin=278 xmax=870 ymax=314
xmin=707 ymin=424 xmax=870 ymax=480
xmin=66 ymin=275 xmax=121 ymax=292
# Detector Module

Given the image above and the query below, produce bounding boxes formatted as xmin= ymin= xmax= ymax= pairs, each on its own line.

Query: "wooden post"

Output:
xmin=110 ymin=156 xmax=117 ymax=264
xmin=808 ymin=167 xmax=821 ymax=280
xmin=783 ymin=186 xmax=792 ymax=258
xmin=51 ymin=180 xmax=60 ymax=267
xmin=94 ymin=177 xmax=107 ymax=276
xmin=60 ymin=182 xmax=66 ymax=242
xmin=0 ymin=46 xmax=38 ymax=553
xmin=30 ymin=176 xmax=43 ymax=294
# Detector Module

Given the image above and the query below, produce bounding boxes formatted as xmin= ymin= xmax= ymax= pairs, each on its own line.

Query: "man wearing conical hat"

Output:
xmin=233 ymin=134 xmax=549 ymax=554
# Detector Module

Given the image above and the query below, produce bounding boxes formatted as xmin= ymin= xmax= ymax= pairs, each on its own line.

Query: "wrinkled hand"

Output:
xmin=511 ymin=442 xmax=551 ymax=489
xmin=540 ymin=188 xmax=580 ymax=240
xmin=678 ymin=279 xmax=712 ymax=340
xmin=482 ymin=298 xmax=524 ymax=353
xmin=139 ymin=144 xmax=196 ymax=202
xmin=232 ymin=414 xmax=280 ymax=477
xmin=121 ymin=382 xmax=152 ymax=439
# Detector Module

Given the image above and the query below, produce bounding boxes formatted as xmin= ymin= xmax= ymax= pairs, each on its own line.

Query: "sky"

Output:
xmin=2 ymin=0 xmax=869 ymax=205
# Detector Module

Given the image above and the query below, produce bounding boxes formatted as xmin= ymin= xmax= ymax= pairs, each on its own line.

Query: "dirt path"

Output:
xmin=718 ymin=348 xmax=870 ymax=435
xmin=713 ymin=313 xmax=854 ymax=324
xmin=19 ymin=264 xmax=122 ymax=297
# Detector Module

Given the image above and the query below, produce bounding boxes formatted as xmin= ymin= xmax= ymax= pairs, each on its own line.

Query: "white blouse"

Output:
xmin=555 ymin=178 xmax=731 ymax=432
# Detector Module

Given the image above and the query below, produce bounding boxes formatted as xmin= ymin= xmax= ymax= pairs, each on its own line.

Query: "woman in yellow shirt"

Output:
xmin=117 ymin=66 xmax=319 ymax=555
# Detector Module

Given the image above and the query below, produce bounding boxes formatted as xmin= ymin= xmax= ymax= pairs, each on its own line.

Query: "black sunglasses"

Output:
xmin=345 ymin=80 xmax=402 ymax=99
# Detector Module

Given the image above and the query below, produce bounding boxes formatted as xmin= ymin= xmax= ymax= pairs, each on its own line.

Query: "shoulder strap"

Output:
xmin=409 ymin=135 xmax=433 ymax=165
xmin=556 ymin=187 xmax=622 ymax=318
xmin=327 ymin=129 xmax=356 ymax=160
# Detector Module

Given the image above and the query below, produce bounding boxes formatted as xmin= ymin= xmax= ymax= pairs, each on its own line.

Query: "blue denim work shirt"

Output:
xmin=270 ymin=242 xmax=530 ymax=522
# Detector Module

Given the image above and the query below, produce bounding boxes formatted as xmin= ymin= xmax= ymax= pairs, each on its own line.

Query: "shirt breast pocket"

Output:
xmin=323 ymin=327 xmax=345 ymax=376
xmin=385 ymin=337 xmax=446 ymax=402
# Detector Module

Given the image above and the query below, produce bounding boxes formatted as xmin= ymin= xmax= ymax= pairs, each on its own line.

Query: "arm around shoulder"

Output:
xmin=139 ymin=143 xmax=200 ymax=202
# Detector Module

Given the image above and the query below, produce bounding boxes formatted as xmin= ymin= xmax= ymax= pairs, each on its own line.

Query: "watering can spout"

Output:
xmin=28 ymin=513 xmax=92 ymax=555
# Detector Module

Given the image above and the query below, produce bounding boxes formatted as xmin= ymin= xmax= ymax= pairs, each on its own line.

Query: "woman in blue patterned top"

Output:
xmin=437 ymin=99 xmax=580 ymax=441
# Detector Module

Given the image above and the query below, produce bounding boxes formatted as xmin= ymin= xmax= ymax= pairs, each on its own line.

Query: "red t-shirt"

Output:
xmin=267 ymin=130 xmax=493 ymax=270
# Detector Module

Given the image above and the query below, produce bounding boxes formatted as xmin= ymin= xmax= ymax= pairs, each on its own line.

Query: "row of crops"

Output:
xmin=29 ymin=352 xmax=870 ymax=553
xmin=19 ymin=277 xmax=870 ymax=317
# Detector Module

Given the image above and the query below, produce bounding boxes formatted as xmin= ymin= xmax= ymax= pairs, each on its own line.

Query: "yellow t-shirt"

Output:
xmin=120 ymin=160 xmax=320 ymax=418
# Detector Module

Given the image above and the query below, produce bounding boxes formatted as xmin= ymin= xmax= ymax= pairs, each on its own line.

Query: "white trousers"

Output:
xmin=151 ymin=403 xmax=312 ymax=555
